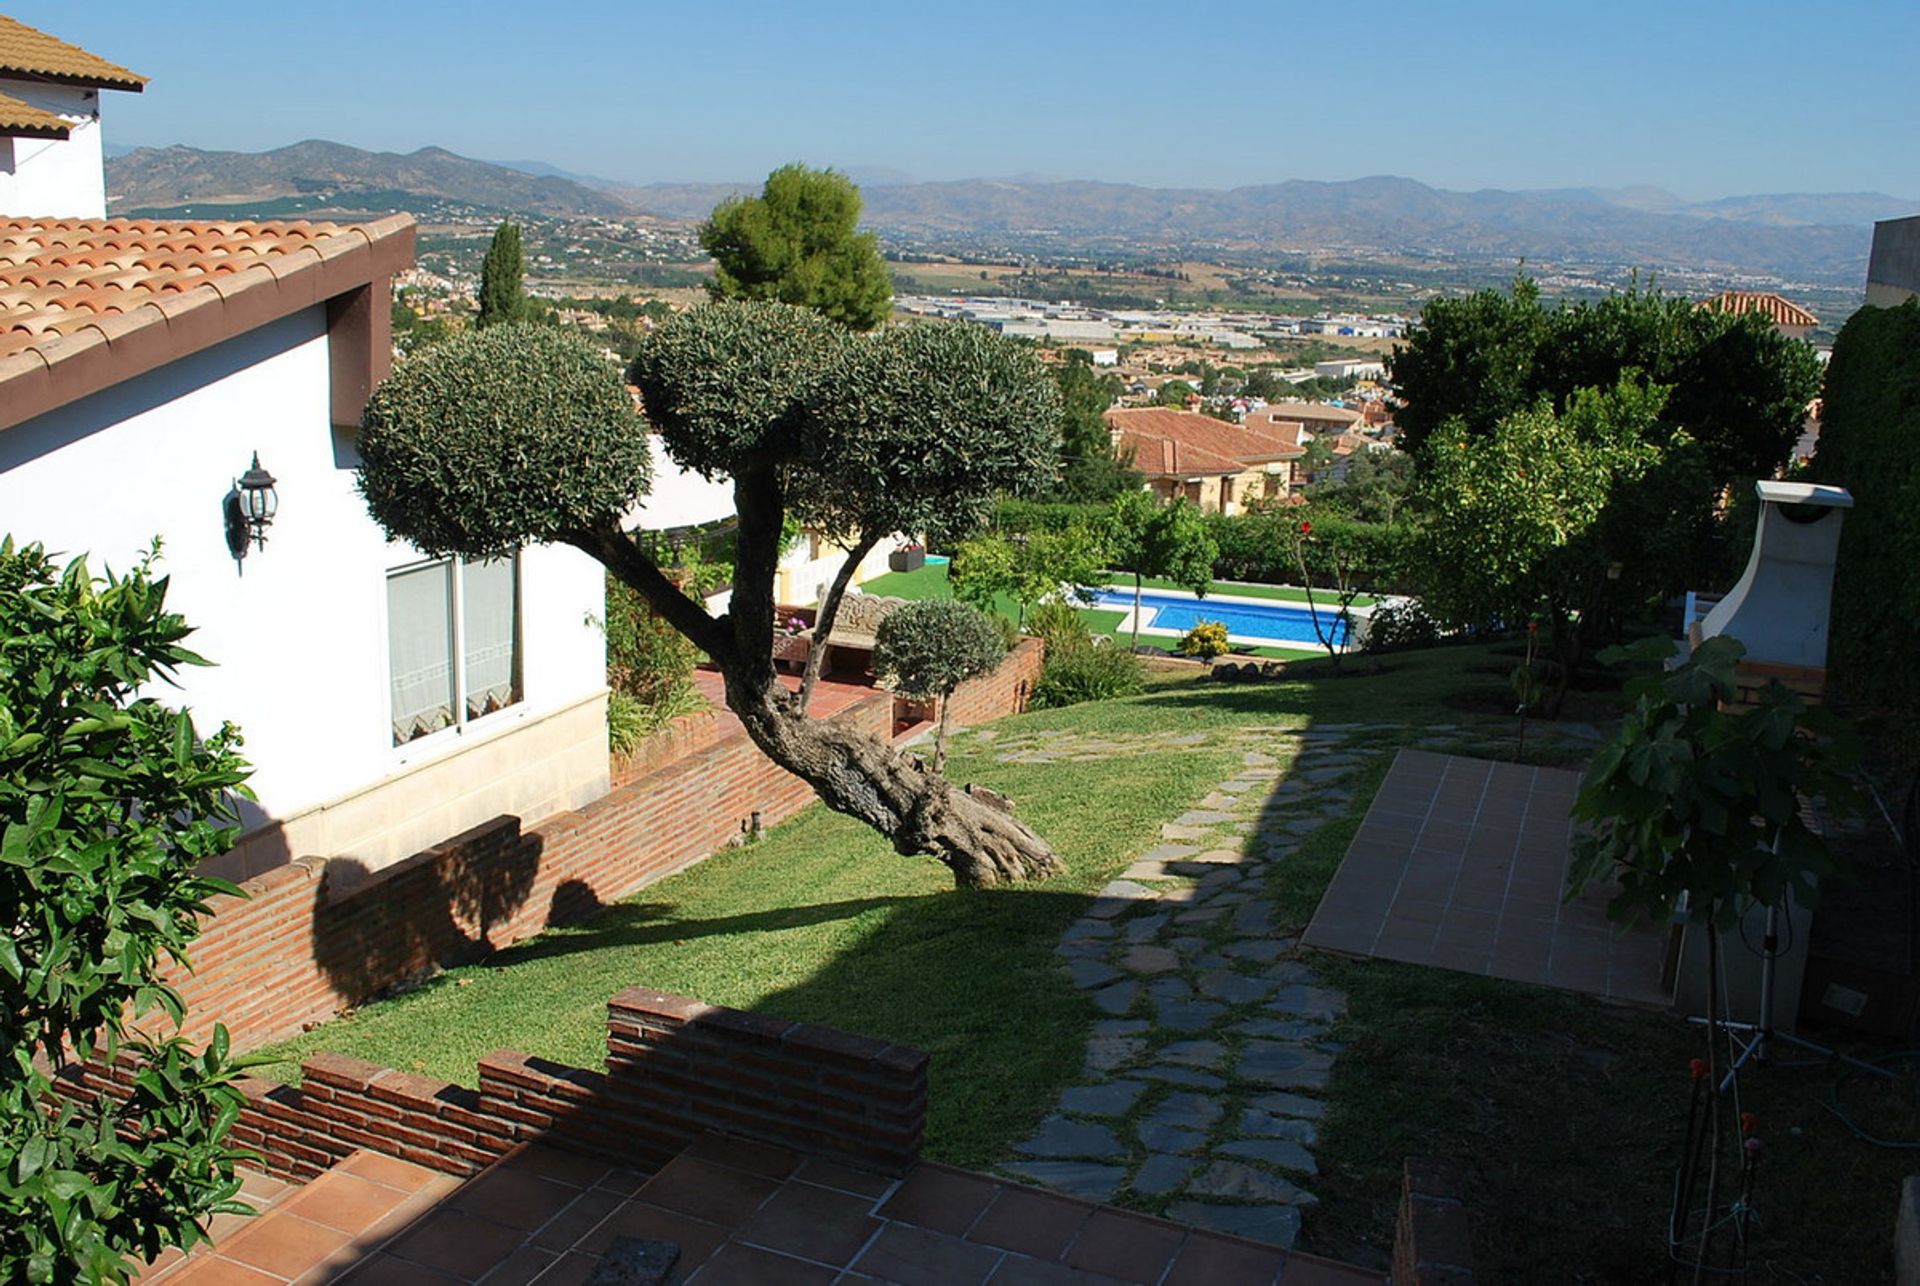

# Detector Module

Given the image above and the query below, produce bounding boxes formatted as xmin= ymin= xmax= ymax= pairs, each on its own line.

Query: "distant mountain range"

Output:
xmin=106 ymin=140 xmax=1917 ymax=283
xmin=107 ymin=141 xmax=631 ymax=218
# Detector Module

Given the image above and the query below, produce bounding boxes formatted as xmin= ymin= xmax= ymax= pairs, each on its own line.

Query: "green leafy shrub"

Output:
xmin=0 ymin=539 xmax=257 ymax=1282
xmin=1362 ymin=598 xmax=1446 ymax=652
xmin=607 ymin=692 xmax=648 ymax=757
xmin=1031 ymin=639 xmax=1144 ymax=709
xmin=1026 ymin=600 xmax=1091 ymax=651
xmin=1206 ymin=509 xmax=1415 ymax=591
xmin=1178 ymin=620 xmax=1231 ymax=659
xmin=992 ymin=499 xmax=1113 ymax=536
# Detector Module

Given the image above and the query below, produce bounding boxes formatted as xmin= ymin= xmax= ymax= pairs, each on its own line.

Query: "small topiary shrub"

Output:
xmin=1178 ymin=620 xmax=1231 ymax=659
xmin=873 ymin=598 xmax=1006 ymax=771
xmin=1031 ymin=639 xmax=1144 ymax=709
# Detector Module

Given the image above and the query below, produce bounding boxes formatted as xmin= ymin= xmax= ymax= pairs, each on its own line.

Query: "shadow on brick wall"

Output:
xmin=310 ymin=816 xmax=543 ymax=1006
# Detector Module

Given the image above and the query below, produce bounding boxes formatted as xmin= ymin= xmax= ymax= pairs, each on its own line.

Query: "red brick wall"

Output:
xmin=163 ymin=643 xmax=1042 ymax=1052
xmin=58 ymin=986 xmax=927 ymax=1184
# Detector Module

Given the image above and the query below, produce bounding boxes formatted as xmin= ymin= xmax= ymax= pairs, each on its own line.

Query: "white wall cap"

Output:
xmin=1755 ymin=480 xmax=1853 ymax=509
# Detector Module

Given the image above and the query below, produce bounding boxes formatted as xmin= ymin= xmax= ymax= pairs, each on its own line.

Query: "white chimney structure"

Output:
xmin=0 ymin=15 xmax=147 ymax=218
xmin=1695 ymin=479 xmax=1853 ymax=672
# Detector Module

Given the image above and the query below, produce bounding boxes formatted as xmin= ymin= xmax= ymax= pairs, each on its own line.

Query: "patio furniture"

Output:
xmin=888 ymin=546 xmax=926 ymax=573
xmin=810 ymin=593 xmax=908 ymax=677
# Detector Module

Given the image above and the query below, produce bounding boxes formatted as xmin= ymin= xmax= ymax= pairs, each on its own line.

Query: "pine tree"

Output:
xmin=476 ymin=220 xmax=526 ymax=328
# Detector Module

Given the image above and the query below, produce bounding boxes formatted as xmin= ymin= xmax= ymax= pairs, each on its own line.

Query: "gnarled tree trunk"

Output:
xmin=570 ymin=480 xmax=1062 ymax=889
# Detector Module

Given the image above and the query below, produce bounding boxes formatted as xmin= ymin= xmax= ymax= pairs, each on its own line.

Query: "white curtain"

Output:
xmin=388 ymin=562 xmax=455 ymax=744
xmin=461 ymin=556 xmax=520 ymax=719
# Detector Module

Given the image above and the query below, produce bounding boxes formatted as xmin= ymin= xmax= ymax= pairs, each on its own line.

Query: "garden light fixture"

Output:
xmin=234 ymin=452 xmax=279 ymax=552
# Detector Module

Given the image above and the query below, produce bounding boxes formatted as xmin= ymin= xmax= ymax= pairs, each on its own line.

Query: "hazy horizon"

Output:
xmin=42 ymin=0 xmax=1920 ymax=204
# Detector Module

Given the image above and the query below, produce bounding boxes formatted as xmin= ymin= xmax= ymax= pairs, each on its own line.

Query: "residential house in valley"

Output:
xmin=1105 ymin=406 xmax=1303 ymax=513
xmin=1696 ymin=290 xmax=1819 ymax=342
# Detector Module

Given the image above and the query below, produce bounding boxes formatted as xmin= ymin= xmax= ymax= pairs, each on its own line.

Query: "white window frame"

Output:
xmin=385 ymin=553 xmax=524 ymax=755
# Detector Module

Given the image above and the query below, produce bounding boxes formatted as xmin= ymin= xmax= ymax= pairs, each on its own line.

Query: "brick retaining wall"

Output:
xmin=163 ymin=639 xmax=1043 ymax=1052
xmin=59 ymin=987 xmax=928 ymax=1185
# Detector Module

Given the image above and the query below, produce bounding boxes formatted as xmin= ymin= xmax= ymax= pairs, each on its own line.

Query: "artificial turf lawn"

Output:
xmin=260 ymin=644 xmax=1912 ymax=1278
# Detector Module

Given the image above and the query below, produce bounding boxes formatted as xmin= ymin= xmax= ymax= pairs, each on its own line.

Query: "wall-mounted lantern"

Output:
xmin=229 ymin=452 xmax=279 ymax=555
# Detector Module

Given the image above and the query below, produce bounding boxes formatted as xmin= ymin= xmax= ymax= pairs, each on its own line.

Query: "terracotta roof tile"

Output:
xmin=1105 ymin=406 xmax=1303 ymax=478
xmin=0 ymin=15 xmax=146 ymax=90
xmin=0 ymin=215 xmax=414 ymax=430
xmin=0 ymin=86 xmax=66 ymax=137
xmin=1696 ymin=290 xmax=1818 ymax=329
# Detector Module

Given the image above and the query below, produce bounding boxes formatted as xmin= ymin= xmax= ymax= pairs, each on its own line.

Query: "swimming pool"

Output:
xmin=1092 ymin=587 xmax=1356 ymax=649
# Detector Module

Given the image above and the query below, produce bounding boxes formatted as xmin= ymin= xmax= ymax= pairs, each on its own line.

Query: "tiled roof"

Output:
xmin=0 ymin=15 xmax=146 ymax=90
xmin=1106 ymin=406 xmax=1303 ymax=478
xmin=1253 ymin=400 xmax=1366 ymax=426
xmin=0 ymin=215 xmax=415 ymax=430
xmin=0 ymin=87 xmax=66 ymax=137
xmin=1696 ymin=290 xmax=1819 ymax=329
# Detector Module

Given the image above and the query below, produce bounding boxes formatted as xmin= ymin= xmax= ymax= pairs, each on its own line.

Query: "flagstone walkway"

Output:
xmin=995 ymin=713 xmax=1611 ymax=1252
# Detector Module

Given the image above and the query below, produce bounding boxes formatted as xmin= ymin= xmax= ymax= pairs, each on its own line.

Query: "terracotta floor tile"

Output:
xmin=329 ymin=1251 xmax=466 ymax=1284
xmin=525 ymin=1251 xmax=599 ymax=1286
xmin=165 ymin=1257 xmax=283 ymax=1285
xmin=593 ymin=1167 xmax=649 ymax=1197
xmin=690 ymin=1241 xmax=841 ymax=1285
xmin=876 ymin=1164 xmax=999 ymax=1237
xmin=573 ymin=1198 xmax=729 ymax=1269
xmin=967 ymin=1186 xmax=1091 ymax=1260
xmin=528 ymin=1188 xmax=626 ymax=1252
xmin=337 ymin=1150 xmax=445 ymax=1194
xmin=795 ymin=1157 xmax=896 ymax=1200
xmin=851 ymin=1223 xmax=1002 ymax=1285
xmin=449 ymin=1166 xmax=582 ymax=1232
xmin=680 ymin=1132 xmax=803 ymax=1180
xmin=1161 ymin=1233 xmax=1288 ymax=1286
xmin=215 ymin=1212 xmax=353 ymax=1280
xmin=495 ymin=1145 xmax=612 ymax=1191
xmin=470 ymin=1244 xmax=557 ymax=1285
xmin=280 ymin=1171 xmax=415 ymax=1235
xmin=734 ymin=1179 xmax=882 ymax=1266
xmin=985 ymin=1254 xmax=1129 ymax=1285
xmin=634 ymin=1155 xmax=780 ymax=1227
xmin=382 ymin=1208 xmax=529 ymax=1279
xmin=1061 ymin=1210 xmax=1182 ymax=1281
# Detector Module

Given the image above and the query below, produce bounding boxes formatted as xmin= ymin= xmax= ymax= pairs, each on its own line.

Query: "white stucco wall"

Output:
xmin=626 ymin=434 xmax=736 ymax=530
xmin=0 ymin=308 xmax=609 ymax=873
xmin=0 ymin=80 xmax=106 ymax=217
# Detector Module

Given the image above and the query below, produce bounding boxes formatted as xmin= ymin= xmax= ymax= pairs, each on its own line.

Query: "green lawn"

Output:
xmin=260 ymin=645 xmax=1908 ymax=1278
xmin=863 ymin=562 xmax=1342 ymax=660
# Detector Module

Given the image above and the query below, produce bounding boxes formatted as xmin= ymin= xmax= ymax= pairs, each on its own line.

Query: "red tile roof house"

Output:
xmin=1696 ymin=289 xmax=1820 ymax=343
xmin=1106 ymin=406 xmax=1305 ymax=513
xmin=0 ymin=23 xmax=613 ymax=885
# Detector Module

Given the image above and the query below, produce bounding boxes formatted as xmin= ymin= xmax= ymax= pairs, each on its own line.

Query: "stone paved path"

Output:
xmin=996 ymin=713 xmax=1611 ymax=1250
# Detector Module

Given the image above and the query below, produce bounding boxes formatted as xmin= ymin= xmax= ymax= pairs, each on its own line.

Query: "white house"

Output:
xmin=0 ymin=18 xmax=610 ymax=882
xmin=0 ymin=14 xmax=144 ymax=218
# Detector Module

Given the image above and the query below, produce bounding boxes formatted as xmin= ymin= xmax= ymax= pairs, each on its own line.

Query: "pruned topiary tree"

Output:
xmin=872 ymin=598 xmax=1006 ymax=773
xmin=358 ymin=307 xmax=1066 ymax=887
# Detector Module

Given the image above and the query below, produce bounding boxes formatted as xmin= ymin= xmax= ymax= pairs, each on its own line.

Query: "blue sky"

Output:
xmin=31 ymin=1 xmax=1920 ymax=198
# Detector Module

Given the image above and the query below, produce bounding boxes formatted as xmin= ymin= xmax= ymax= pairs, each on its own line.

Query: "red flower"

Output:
xmin=1740 ymin=1111 xmax=1758 ymax=1136
xmin=1299 ymin=521 xmax=1313 ymax=535
xmin=1527 ymin=620 xmax=1539 ymax=635
xmin=1689 ymin=1058 xmax=1708 ymax=1081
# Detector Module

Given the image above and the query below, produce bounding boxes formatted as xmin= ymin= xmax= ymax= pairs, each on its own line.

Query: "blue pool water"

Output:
xmin=1092 ymin=588 xmax=1352 ymax=647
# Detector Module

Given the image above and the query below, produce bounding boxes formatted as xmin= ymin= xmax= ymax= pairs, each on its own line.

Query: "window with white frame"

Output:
xmin=386 ymin=556 xmax=522 ymax=746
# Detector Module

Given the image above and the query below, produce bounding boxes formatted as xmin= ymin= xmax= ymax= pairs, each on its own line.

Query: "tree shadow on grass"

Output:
xmin=483 ymin=893 xmax=925 ymax=969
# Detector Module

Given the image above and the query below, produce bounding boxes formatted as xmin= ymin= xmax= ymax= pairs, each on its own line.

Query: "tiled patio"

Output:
xmin=146 ymin=1135 xmax=1384 ymax=1284
xmin=1302 ymin=749 xmax=1670 ymax=1005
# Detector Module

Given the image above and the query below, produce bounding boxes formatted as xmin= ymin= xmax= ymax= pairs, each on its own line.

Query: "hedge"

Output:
xmin=1205 ymin=512 xmax=1419 ymax=593
xmin=1812 ymin=299 xmax=1920 ymax=765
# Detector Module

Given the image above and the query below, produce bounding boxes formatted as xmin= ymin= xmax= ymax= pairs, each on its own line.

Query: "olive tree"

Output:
xmin=358 ymin=309 xmax=1065 ymax=887
xmin=872 ymin=599 xmax=1006 ymax=773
